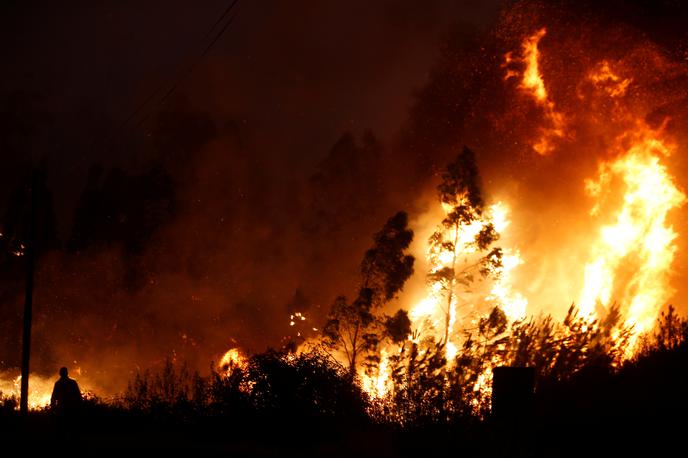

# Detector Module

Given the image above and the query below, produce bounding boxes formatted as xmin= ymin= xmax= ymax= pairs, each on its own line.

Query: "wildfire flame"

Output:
xmin=218 ymin=348 xmax=247 ymax=373
xmin=357 ymin=26 xmax=686 ymax=400
xmin=506 ymin=28 xmax=565 ymax=154
xmin=579 ymin=127 xmax=686 ymax=335
xmin=0 ymin=374 xmax=53 ymax=409
xmin=0 ymin=370 xmax=96 ymax=410
xmin=520 ymin=28 xmax=548 ymax=102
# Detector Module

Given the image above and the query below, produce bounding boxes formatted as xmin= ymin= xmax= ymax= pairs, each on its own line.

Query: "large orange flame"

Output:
xmin=358 ymin=27 xmax=686 ymax=400
xmin=506 ymin=28 xmax=565 ymax=154
xmin=579 ymin=127 xmax=686 ymax=336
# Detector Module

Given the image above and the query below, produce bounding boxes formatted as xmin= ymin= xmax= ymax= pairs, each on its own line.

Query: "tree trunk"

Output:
xmin=444 ymin=223 xmax=460 ymax=345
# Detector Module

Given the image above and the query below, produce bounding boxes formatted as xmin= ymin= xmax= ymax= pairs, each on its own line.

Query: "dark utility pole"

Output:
xmin=20 ymin=172 xmax=37 ymax=414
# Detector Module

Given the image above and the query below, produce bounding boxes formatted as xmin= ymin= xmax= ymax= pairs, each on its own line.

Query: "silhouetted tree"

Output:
xmin=386 ymin=334 xmax=448 ymax=423
xmin=505 ymin=304 xmax=632 ymax=382
xmin=246 ymin=348 xmax=368 ymax=423
xmin=636 ymin=305 xmax=688 ymax=356
xmin=122 ymin=358 xmax=215 ymax=425
xmin=323 ymin=211 xmax=414 ymax=377
xmin=447 ymin=306 xmax=510 ymax=416
xmin=385 ymin=310 xmax=412 ymax=344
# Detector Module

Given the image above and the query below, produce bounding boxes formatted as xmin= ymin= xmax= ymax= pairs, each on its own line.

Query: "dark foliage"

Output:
xmin=385 ymin=310 xmax=412 ymax=344
xmin=360 ymin=211 xmax=415 ymax=304
xmin=437 ymin=146 xmax=484 ymax=210
xmin=323 ymin=211 xmax=415 ymax=377
xmin=245 ymin=349 xmax=368 ymax=422
xmin=121 ymin=347 xmax=369 ymax=427
xmin=1 ymin=310 xmax=687 ymax=456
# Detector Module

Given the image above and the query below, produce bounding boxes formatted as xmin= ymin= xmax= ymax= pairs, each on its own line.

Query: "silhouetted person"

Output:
xmin=51 ymin=367 xmax=82 ymax=415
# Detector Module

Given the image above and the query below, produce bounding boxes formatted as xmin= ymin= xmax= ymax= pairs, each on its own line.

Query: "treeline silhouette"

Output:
xmin=1 ymin=308 xmax=686 ymax=456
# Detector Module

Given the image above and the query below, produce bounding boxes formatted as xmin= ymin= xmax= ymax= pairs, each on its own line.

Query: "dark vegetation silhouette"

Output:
xmin=1 ymin=305 xmax=685 ymax=456
xmin=323 ymin=210 xmax=415 ymax=379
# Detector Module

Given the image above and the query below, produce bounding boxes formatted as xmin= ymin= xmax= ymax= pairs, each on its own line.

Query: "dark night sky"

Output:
xmin=0 ymin=0 xmax=499 ymax=226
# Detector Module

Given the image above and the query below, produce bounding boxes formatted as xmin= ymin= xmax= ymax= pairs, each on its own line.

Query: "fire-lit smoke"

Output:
xmin=355 ymin=23 xmax=688 ymax=398
xmin=507 ymin=28 xmax=687 ymax=337
xmin=504 ymin=27 xmax=686 ymax=336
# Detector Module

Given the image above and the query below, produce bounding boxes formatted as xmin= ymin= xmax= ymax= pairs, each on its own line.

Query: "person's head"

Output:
xmin=59 ymin=367 xmax=68 ymax=378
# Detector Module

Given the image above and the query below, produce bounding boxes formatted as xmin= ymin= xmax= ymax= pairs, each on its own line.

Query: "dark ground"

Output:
xmin=2 ymin=341 xmax=686 ymax=458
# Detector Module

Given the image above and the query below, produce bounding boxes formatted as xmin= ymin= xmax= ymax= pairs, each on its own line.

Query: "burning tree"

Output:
xmin=424 ymin=146 xmax=503 ymax=349
xmin=362 ymin=149 xmax=514 ymax=419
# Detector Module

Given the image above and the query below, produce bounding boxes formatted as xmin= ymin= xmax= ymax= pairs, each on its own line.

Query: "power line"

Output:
xmin=100 ymin=0 xmax=240 ymax=151
xmin=202 ymin=3 xmax=238 ymax=57
xmin=150 ymin=3 xmax=239 ymax=115
xmin=204 ymin=0 xmax=239 ymax=40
